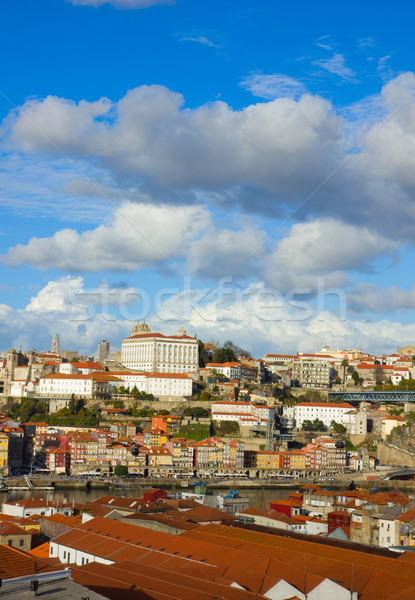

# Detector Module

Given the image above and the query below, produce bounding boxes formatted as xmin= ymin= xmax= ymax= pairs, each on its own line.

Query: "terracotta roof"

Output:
xmin=0 ymin=545 xmax=65 ymax=580
xmin=0 ymin=521 xmax=31 ymax=536
xmin=42 ymin=513 xmax=81 ymax=528
xmin=72 ymin=558 xmax=265 ymax=600
xmin=126 ymin=332 xmax=196 ymax=341
xmin=71 ymin=361 xmax=105 ymax=369
xmin=297 ymin=402 xmax=354 ymax=408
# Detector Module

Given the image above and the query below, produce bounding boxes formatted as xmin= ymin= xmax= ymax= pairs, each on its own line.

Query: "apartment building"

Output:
xmin=292 ymin=358 xmax=333 ymax=388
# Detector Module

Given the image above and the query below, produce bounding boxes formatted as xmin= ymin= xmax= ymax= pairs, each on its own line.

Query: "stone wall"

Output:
xmin=376 ymin=442 xmax=415 ymax=468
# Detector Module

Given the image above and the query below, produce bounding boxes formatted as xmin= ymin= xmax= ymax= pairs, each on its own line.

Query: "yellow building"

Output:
xmin=256 ymin=451 xmax=280 ymax=469
xmin=148 ymin=447 xmax=173 ymax=467
xmin=0 ymin=433 xmax=9 ymax=474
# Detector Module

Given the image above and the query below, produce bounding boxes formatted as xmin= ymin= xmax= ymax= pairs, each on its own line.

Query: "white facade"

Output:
xmin=1 ymin=500 xmax=71 ymax=518
xmin=121 ymin=322 xmax=198 ymax=374
xmin=38 ymin=373 xmax=110 ymax=399
xmin=206 ymin=363 xmax=241 ymax=379
xmin=212 ymin=402 xmax=275 ymax=426
xmin=111 ymin=371 xmax=193 ymax=398
xmin=49 ymin=540 xmax=112 ymax=566
xmin=378 ymin=516 xmax=398 ymax=548
xmin=281 ymin=405 xmax=296 ymax=429
xmin=295 ymin=402 xmax=354 ymax=429
xmin=343 ymin=410 xmax=368 ymax=436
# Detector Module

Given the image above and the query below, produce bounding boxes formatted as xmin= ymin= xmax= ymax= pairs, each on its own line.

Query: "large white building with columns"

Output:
xmin=121 ymin=322 xmax=198 ymax=374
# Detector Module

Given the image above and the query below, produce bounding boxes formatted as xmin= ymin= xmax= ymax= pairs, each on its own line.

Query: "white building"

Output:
xmin=343 ymin=410 xmax=368 ymax=436
xmin=281 ymin=405 xmax=296 ymax=429
xmin=59 ymin=361 xmax=105 ymax=375
xmin=212 ymin=401 xmax=275 ymax=427
xmin=205 ymin=362 xmax=241 ymax=379
xmin=38 ymin=372 xmax=114 ymax=400
xmin=121 ymin=322 xmax=198 ymax=374
xmin=262 ymin=354 xmax=297 ymax=365
xmin=295 ymin=402 xmax=354 ymax=429
xmin=111 ymin=371 xmax=194 ymax=399
xmin=2 ymin=498 xmax=73 ymax=518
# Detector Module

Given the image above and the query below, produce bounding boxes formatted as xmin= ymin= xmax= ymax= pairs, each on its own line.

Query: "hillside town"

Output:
xmin=0 ymin=323 xmax=414 ymax=480
xmin=2 ymin=324 xmax=415 ymax=597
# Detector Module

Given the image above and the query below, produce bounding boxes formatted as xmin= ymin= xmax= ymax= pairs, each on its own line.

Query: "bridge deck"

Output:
xmin=329 ymin=391 xmax=415 ymax=402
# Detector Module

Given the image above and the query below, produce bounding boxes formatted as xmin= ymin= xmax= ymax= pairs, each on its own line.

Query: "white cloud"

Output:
xmin=1 ymin=202 xmax=210 ymax=272
xmin=2 ymin=277 xmax=415 ymax=356
xmin=65 ymin=0 xmax=172 ymax=8
xmin=357 ymin=37 xmax=375 ymax=50
xmin=348 ymin=283 xmax=415 ymax=313
xmin=5 ymin=75 xmax=415 ymax=241
xmin=178 ymin=35 xmax=219 ymax=48
xmin=266 ymin=219 xmax=397 ymax=275
xmin=0 ymin=276 xmax=132 ymax=354
xmin=315 ymin=36 xmax=333 ymax=51
xmin=150 ymin=281 xmax=415 ymax=356
xmin=353 ymin=73 xmax=415 ymax=189
xmin=1 ymin=201 xmax=268 ymax=280
xmin=313 ymin=53 xmax=357 ymax=81
xmin=187 ymin=226 xmax=266 ymax=279
xmin=240 ymin=73 xmax=307 ymax=100
xmin=4 ymin=85 xmax=342 ymax=202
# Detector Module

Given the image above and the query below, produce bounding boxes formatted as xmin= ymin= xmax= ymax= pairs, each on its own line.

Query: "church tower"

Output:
xmin=51 ymin=333 xmax=60 ymax=354
xmin=131 ymin=320 xmax=151 ymax=336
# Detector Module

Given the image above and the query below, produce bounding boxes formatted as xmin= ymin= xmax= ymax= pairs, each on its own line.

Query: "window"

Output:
xmin=20 ymin=539 xmax=24 ymax=547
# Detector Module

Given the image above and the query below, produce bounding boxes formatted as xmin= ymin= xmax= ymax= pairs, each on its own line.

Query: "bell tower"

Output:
xmin=131 ymin=320 xmax=151 ymax=335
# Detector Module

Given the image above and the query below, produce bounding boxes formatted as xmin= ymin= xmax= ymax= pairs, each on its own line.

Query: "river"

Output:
xmin=2 ymin=485 xmax=294 ymax=510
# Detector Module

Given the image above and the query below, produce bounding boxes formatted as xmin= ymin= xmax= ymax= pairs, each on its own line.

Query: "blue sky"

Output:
xmin=1 ymin=0 xmax=415 ymax=356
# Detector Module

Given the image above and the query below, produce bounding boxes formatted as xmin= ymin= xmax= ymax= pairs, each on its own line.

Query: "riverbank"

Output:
xmin=4 ymin=476 xmax=415 ymax=492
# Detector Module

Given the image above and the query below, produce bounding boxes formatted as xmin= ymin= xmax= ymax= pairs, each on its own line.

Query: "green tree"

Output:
xmin=113 ymin=465 xmax=128 ymax=476
xmin=211 ymin=346 xmax=237 ymax=363
xmin=198 ymin=339 xmax=206 ymax=368
xmin=302 ymin=418 xmax=326 ymax=431
xmin=341 ymin=359 xmax=349 ymax=383
xmin=351 ymin=371 xmax=360 ymax=386
xmin=331 ymin=420 xmax=347 ymax=433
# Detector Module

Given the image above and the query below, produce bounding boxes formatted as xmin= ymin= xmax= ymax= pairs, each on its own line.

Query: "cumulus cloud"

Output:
xmin=5 ymin=75 xmax=415 ymax=241
xmin=354 ymin=73 xmax=415 ymax=187
xmin=1 ymin=202 xmax=210 ymax=272
xmin=348 ymin=283 xmax=415 ymax=313
xmin=1 ymin=201 xmax=269 ymax=279
xmin=187 ymin=226 xmax=266 ymax=279
xmin=65 ymin=0 xmax=172 ymax=8
xmin=150 ymin=281 xmax=415 ymax=356
xmin=266 ymin=219 xmax=397 ymax=275
xmin=2 ymin=276 xmax=415 ymax=355
xmin=0 ymin=276 xmax=132 ymax=354
xmin=4 ymin=85 xmax=342 ymax=203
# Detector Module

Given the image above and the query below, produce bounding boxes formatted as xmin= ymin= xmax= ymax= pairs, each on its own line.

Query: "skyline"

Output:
xmin=1 ymin=0 xmax=415 ymax=355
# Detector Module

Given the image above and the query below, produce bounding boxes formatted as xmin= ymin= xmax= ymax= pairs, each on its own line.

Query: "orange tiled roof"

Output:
xmin=0 ymin=545 xmax=65 ymax=580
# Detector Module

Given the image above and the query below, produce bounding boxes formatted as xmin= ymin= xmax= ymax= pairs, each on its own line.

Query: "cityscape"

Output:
xmin=1 ymin=329 xmax=415 ymax=597
xmin=2 ymin=0 xmax=415 ymax=597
